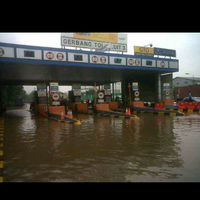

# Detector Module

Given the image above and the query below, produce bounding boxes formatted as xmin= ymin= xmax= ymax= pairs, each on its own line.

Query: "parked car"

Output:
xmin=180 ymin=97 xmax=200 ymax=103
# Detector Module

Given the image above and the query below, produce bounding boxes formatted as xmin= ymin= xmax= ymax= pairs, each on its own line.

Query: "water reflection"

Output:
xmin=4 ymin=105 xmax=200 ymax=182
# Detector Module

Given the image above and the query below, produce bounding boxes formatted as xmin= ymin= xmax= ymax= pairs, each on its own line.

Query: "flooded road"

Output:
xmin=3 ymin=104 xmax=200 ymax=182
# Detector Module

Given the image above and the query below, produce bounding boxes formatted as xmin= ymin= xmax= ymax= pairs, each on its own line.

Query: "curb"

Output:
xmin=0 ymin=115 xmax=4 ymax=183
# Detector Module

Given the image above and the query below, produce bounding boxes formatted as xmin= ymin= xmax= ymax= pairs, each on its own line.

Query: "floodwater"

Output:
xmin=3 ymin=104 xmax=200 ymax=182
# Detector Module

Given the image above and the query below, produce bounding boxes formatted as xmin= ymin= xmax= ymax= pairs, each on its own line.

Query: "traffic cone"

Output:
xmin=125 ymin=107 xmax=131 ymax=115
xmin=61 ymin=112 xmax=64 ymax=120
xmin=67 ymin=109 xmax=73 ymax=119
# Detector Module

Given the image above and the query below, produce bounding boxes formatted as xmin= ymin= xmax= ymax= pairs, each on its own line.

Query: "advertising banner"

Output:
xmin=154 ymin=47 xmax=176 ymax=57
xmin=134 ymin=46 xmax=154 ymax=57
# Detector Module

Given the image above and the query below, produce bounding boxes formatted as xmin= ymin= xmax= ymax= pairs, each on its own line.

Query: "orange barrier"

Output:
xmin=95 ymin=104 xmax=110 ymax=111
xmin=49 ymin=106 xmax=65 ymax=116
xmin=77 ymin=103 xmax=88 ymax=112
xmin=161 ymin=100 xmax=174 ymax=108
xmin=108 ymin=102 xmax=118 ymax=110
xmin=69 ymin=102 xmax=82 ymax=112
xmin=39 ymin=104 xmax=48 ymax=116
xmin=129 ymin=101 xmax=145 ymax=112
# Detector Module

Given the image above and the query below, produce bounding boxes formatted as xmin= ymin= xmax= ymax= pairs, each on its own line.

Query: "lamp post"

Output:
xmin=144 ymin=43 xmax=153 ymax=47
xmin=185 ymin=73 xmax=194 ymax=85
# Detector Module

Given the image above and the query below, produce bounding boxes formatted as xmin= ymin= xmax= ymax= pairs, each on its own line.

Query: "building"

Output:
xmin=173 ymin=77 xmax=200 ymax=87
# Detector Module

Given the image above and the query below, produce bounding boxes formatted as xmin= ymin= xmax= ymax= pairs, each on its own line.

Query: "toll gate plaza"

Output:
xmin=0 ymin=41 xmax=183 ymax=122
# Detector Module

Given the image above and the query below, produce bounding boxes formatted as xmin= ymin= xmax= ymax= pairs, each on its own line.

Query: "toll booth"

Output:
xmin=104 ymin=83 xmax=112 ymax=102
xmin=33 ymin=83 xmax=48 ymax=114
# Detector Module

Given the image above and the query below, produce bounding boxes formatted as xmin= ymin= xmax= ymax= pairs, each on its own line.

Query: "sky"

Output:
xmin=0 ymin=32 xmax=200 ymax=93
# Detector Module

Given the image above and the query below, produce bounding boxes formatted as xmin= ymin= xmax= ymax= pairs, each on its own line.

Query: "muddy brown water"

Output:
xmin=3 ymin=104 xmax=200 ymax=182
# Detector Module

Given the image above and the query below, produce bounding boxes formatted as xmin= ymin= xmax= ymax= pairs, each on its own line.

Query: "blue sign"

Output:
xmin=132 ymin=82 xmax=139 ymax=91
xmin=50 ymin=86 xmax=58 ymax=92
xmin=154 ymin=47 xmax=176 ymax=57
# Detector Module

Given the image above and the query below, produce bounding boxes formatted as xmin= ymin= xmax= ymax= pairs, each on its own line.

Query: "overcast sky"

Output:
xmin=0 ymin=32 xmax=199 ymax=93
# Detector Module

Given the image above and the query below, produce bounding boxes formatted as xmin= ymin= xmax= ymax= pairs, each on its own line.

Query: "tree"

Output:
xmin=1 ymin=85 xmax=27 ymax=106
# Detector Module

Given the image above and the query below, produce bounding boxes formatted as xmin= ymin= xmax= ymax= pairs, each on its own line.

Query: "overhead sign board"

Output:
xmin=61 ymin=33 xmax=127 ymax=52
xmin=154 ymin=47 xmax=176 ymax=57
xmin=134 ymin=46 xmax=154 ymax=57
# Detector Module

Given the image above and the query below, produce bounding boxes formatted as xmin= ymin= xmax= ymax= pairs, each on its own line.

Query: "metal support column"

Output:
xmin=112 ymin=83 xmax=115 ymax=101
xmin=158 ymin=73 xmax=162 ymax=103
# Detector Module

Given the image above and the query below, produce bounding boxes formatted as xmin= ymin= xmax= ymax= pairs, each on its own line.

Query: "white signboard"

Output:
xmin=157 ymin=60 xmax=168 ymax=68
xmin=98 ymin=99 xmax=104 ymax=103
xmin=142 ymin=59 xmax=156 ymax=67
xmin=61 ymin=37 xmax=127 ymax=52
xmin=52 ymin=101 xmax=60 ymax=106
xmin=110 ymin=56 xmax=126 ymax=65
xmin=44 ymin=50 xmax=66 ymax=61
xmin=61 ymin=33 xmax=127 ymax=52
xmin=38 ymin=90 xmax=46 ymax=97
xmin=73 ymin=89 xmax=81 ymax=96
xmin=16 ymin=48 xmax=42 ymax=60
xmin=127 ymin=58 xmax=141 ymax=66
xmin=0 ymin=46 xmax=14 ymax=58
xmin=104 ymin=90 xmax=111 ymax=95
xmin=68 ymin=52 xmax=88 ymax=63
xmin=169 ymin=61 xmax=178 ymax=69
xmin=90 ymin=55 xmax=108 ymax=64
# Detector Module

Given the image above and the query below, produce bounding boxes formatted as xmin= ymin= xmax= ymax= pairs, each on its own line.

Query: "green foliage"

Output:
xmin=1 ymin=85 xmax=27 ymax=106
